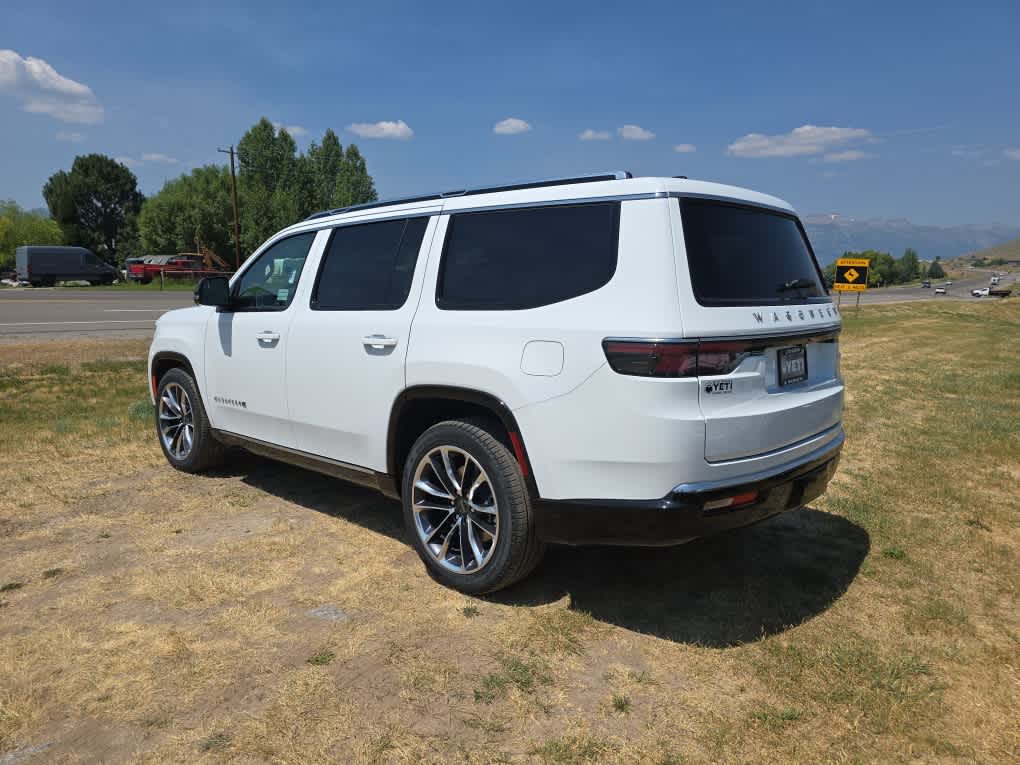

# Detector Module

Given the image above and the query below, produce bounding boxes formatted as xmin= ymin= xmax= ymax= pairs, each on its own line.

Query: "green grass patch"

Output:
xmin=529 ymin=735 xmax=616 ymax=764
xmin=474 ymin=654 xmax=552 ymax=703
xmin=306 ymin=649 xmax=336 ymax=666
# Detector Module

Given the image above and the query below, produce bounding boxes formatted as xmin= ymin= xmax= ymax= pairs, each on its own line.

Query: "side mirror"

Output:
xmin=194 ymin=276 xmax=231 ymax=308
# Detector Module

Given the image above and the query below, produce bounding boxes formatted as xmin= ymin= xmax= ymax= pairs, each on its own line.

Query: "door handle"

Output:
xmin=256 ymin=330 xmax=281 ymax=344
xmin=362 ymin=334 xmax=398 ymax=350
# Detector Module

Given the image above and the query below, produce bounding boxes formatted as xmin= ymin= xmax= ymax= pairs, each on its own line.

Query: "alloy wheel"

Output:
xmin=158 ymin=382 xmax=195 ymax=459
xmin=411 ymin=446 xmax=499 ymax=573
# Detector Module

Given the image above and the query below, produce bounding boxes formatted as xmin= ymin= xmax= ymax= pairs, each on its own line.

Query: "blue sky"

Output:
xmin=3 ymin=0 xmax=1018 ymax=226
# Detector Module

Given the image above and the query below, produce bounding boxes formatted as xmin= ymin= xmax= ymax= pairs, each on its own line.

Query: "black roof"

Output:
xmin=305 ymin=171 xmax=632 ymax=221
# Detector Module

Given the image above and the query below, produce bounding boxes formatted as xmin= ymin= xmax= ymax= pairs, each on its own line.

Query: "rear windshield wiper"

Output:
xmin=778 ymin=277 xmax=816 ymax=292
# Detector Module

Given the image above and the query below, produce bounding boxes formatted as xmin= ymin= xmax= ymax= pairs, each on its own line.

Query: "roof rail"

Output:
xmin=304 ymin=171 xmax=632 ymax=221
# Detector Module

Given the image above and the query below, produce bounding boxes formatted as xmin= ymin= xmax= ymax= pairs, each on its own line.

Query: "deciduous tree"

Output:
xmin=42 ymin=154 xmax=144 ymax=265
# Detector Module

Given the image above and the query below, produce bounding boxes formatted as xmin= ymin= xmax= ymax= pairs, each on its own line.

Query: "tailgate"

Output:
xmin=697 ymin=329 xmax=843 ymax=461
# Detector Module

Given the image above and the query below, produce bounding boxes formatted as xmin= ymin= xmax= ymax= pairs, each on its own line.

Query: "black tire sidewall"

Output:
xmin=401 ymin=422 xmax=525 ymax=594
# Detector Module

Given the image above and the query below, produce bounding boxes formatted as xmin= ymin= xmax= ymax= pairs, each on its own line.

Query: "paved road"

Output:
xmin=854 ymin=269 xmax=1016 ymax=305
xmin=0 ymin=289 xmax=194 ymax=341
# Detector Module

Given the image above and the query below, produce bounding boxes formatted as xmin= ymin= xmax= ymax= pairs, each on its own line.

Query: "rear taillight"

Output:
xmin=603 ymin=339 xmax=756 ymax=378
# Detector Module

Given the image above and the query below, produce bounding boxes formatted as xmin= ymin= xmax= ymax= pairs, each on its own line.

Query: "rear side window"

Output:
xmin=312 ymin=217 xmax=429 ymax=310
xmin=437 ymin=202 xmax=620 ymax=310
xmin=679 ymin=199 xmax=826 ymax=306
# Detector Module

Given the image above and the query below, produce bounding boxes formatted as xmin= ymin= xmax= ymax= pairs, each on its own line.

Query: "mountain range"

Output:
xmin=802 ymin=214 xmax=1020 ymax=265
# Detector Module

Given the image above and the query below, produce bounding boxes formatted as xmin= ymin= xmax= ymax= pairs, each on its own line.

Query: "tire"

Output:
xmin=88 ymin=280 xmax=100 ymax=286
xmin=155 ymin=367 xmax=224 ymax=473
xmin=402 ymin=418 xmax=545 ymax=594
xmin=141 ymin=276 xmax=152 ymax=285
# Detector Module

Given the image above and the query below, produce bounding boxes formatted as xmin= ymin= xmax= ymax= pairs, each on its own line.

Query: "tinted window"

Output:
xmin=679 ymin=199 xmax=826 ymax=306
xmin=437 ymin=202 xmax=620 ymax=310
xmin=312 ymin=217 xmax=428 ymax=310
xmin=233 ymin=232 xmax=315 ymax=311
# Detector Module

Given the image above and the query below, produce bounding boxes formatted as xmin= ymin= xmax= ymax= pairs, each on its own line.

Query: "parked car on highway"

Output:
xmin=921 ymin=280 xmax=931 ymax=288
xmin=148 ymin=172 xmax=845 ymax=593
xmin=934 ymin=286 xmax=946 ymax=295
xmin=16 ymin=245 xmax=118 ymax=287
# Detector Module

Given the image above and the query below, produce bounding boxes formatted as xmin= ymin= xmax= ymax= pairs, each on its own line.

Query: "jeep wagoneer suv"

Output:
xmin=148 ymin=172 xmax=844 ymax=593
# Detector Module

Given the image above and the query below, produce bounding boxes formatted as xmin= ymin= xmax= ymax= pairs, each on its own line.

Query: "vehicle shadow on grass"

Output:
xmin=218 ymin=453 xmax=408 ymax=540
xmin=219 ymin=455 xmax=868 ymax=647
xmin=492 ymin=508 xmax=869 ymax=647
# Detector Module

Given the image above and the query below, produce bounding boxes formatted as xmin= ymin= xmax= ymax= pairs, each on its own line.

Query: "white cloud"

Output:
xmin=347 ymin=119 xmax=413 ymax=140
xmin=56 ymin=131 xmax=84 ymax=143
xmin=673 ymin=143 xmax=696 ymax=153
xmin=727 ymin=125 xmax=871 ymax=158
xmin=272 ymin=121 xmax=308 ymax=137
xmin=141 ymin=152 xmax=179 ymax=164
xmin=618 ymin=124 xmax=655 ymax=141
xmin=493 ymin=117 xmax=532 ymax=135
xmin=822 ymin=150 xmax=873 ymax=163
xmin=1004 ymin=148 xmax=1020 ymax=160
xmin=0 ymin=49 xmax=103 ymax=124
xmin=114 ymin=156 xmax=140 ymax=168
xmin=579 ymin=128 xmax=610 ymax=141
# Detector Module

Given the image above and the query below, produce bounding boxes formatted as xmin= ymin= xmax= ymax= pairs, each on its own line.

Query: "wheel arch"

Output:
xmin=386 ymin=385 xmax=537 ymax=500
xmin=150 ymin=351 xmax=197 ymax=398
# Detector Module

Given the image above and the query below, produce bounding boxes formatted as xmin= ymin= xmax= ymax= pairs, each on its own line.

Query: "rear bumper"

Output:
xmin=534 ymin=428 xmax=843 ymax=545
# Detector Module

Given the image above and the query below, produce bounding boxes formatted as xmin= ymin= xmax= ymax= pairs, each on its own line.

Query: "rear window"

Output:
xmin=437 ymin=202 xmax=620 ymax=310
xmin=679 ymin=199 xmax=827 ymax=306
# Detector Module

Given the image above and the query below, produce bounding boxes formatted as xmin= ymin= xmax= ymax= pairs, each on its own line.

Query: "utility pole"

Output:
xmin=218 ymin=145 xmax=241 ymax=270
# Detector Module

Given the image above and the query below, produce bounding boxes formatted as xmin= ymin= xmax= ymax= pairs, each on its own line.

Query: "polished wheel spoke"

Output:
xmin=466 ymin=519 xmax=485 ymax=568
xmin=423 ymin=509 xmax=457 ymax=544
xmin=441 ymin=448 xmax=462 ymax=494
xmin=414 ymin=479 xmax=453 ymax=501
xmin=469 ymin=515 xmax=497 ymax=538
xmin=412 ymin=445 xmax=499 ymax=574
xmin=467 ymin=499 xmax=497 ymax=515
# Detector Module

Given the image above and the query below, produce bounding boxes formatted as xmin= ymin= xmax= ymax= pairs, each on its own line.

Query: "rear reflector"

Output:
xmin=702 ymin=491 xmax=759 ymax=511
xmin=603 ymin=339 xmax=756 ymax=378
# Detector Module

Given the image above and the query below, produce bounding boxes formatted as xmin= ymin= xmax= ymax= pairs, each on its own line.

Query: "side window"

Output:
xmin=436 ymin=202 xmax=620 ymax=310
xmin=312 ymin=217 xmax=429 ymax=310
xmin=233 ymin=232 xmax=316 ymax=311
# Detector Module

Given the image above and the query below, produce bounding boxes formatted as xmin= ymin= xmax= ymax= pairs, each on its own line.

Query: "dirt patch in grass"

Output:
xmin=1 ymin=301 xmax=1017 ymax=763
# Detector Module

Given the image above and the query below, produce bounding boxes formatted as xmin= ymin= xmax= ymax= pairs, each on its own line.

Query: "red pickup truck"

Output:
xmin=127 ymin=255 xmax=226 ymax=284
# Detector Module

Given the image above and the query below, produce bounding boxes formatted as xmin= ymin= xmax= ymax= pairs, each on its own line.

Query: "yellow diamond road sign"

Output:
xmin=834 ymin=257 xmax=870 ymax=292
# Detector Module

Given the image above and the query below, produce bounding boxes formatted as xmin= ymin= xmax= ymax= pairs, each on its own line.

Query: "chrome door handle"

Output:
xmin=362 ymin=334 xmax=397 ymax=349
xmin=256 ymin=330 xmax=280 ymax=343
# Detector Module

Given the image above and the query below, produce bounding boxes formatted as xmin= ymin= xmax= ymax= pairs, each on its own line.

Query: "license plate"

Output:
xmin=778 ymin=345 xmax=808 ymax=386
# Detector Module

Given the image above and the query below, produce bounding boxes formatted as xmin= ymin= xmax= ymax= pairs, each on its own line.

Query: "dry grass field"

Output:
xmin=1 ymin=301 xmax=1018 ymax=764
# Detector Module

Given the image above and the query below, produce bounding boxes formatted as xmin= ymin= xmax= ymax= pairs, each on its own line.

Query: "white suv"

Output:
xmin=148 ymin=172 xmax=844 ymax=593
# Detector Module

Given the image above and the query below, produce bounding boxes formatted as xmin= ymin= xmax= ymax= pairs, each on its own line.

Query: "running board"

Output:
xmin=211 ymin=429 xmax=399 ymax=498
